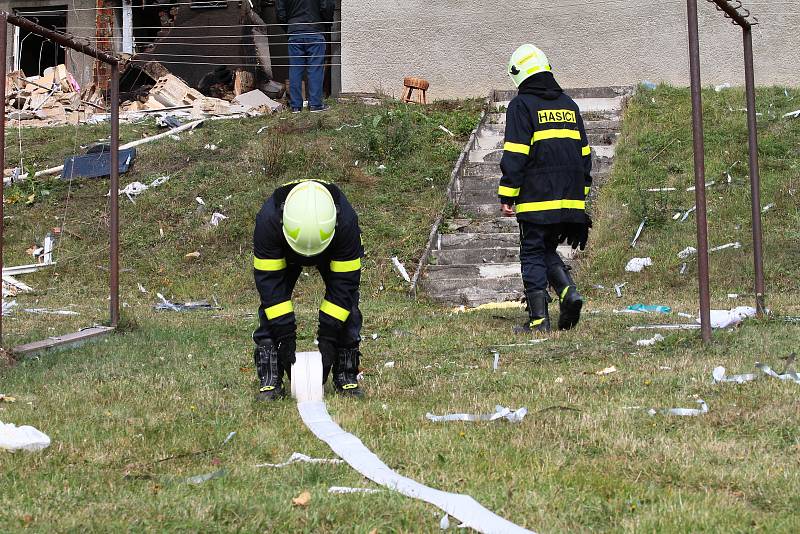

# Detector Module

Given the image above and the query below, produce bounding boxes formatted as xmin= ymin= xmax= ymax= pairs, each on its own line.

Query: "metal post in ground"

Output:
xmin=110 ymin=63 xmax=120 ymax=327
xmin=686 ymin=0 xmax=712 ymax=342
xmin=0 ymin=12 xmax=7 ymax=345
xmin=742 ymin=26 xmax=766 ymax=316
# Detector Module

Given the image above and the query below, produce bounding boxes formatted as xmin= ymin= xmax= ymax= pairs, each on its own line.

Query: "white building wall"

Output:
xmin=341 ymin=1 xmax=800 ymax=99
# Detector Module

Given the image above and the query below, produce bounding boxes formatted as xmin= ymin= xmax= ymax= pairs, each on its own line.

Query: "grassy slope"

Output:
xmin=1 ymin=89 xmax=800 ymax=533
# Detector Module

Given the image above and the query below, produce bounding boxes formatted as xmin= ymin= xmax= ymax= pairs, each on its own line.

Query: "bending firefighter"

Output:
xmin=252 ymin=180 xmax=364 ymax=400
xmin=498 ymin=44 xmax=593 ymax=333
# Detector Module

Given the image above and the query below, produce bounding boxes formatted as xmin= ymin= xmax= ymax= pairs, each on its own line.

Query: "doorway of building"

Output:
xmin=13 ymin=6 xmax=67 ymax=76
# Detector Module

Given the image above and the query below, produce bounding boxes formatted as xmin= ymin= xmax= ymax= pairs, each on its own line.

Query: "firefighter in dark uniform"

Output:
xmin=498 ymin=44 xmax=593 ymax=334
xmin=252 ymin=179 xmax=364 ymax=400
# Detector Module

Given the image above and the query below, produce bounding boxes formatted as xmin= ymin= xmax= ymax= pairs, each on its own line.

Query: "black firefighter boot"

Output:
xmin=333 ymin=347 xmax=364 ymax=398
xmin=254 ymin=341 xmax=285 ymax=401
xmin=548 ymin=265 xmax=583 ymax=330
xmin=515 ymin=290 xmax=552 ymax=334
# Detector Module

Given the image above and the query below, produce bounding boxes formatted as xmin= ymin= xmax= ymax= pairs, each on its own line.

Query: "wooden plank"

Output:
xmin=12 ymin=326 xmax=115 ymax=357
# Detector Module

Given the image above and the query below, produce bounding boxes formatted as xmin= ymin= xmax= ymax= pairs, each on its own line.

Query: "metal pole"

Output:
xmin=686 ymin=0 xmax=712 ymax=342
xmin=742 ymin=27 xmax=766 ymax=316
xmin=0 ymin=13 xmax=7 ymax=345
xmin=110 ymin=63 xmax=120 ymax=327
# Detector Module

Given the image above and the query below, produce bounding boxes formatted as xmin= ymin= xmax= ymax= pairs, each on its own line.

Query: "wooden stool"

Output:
xmin=402 ymin=76 xmax=429 ymax=104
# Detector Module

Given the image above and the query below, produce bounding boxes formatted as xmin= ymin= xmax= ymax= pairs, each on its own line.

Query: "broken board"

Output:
xmin=62 ymin=148 xmax=136 ymax=180
xmin=12 ymin=326 xmax=115 ymax=358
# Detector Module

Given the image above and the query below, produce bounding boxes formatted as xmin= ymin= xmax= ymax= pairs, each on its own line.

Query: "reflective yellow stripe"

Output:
xmin=518 ymin=52 xmax=537 ymax=65
xmin=584 ymin=186 xmax=591 ymax=196
xmin=582 ymin=145 xmax=592 ymax=156
xmin=516 ymin=199 xmax=586 ymax=213
xmin=530 ymin=318 xmax=545 ymax=327
xmin=532 ymin=129 xmax=581 ymax=143
xmin=254 ymin=257 xmax=287 ymax=271
xmin=342 ymin=383 xmax=358 ymax=389
xmin=503 ymin=141 xmax=530 ymax=155
xmin=330 ymin=258 xmax=362 ymax=273
xmin=320 ymin=299 xmax=350 ymax=322
xmin=498 ymin=186 xmax=521 ymax=198
xmin=265 ymin=300 xmax=293 ymax=320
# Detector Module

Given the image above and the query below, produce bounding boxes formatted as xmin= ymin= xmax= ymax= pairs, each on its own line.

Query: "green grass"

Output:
xmin=2 ymin=89 xmax=800 ymax=533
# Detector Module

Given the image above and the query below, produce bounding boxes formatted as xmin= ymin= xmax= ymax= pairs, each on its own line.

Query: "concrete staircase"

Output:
xmin=421 ymin=87 xmax=630 ymax=306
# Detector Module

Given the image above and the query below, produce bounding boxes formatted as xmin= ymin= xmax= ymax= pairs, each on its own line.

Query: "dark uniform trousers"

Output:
xmin=519 ymin=222 xmax=567 ymax=291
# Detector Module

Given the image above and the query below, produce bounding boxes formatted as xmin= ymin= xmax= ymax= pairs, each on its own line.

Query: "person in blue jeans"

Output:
xmin=276 ymin=0 xmax=335 ymax=113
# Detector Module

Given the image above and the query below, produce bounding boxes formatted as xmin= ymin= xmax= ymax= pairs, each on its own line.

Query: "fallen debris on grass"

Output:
xmin=712 ymin=366 xmax=757 ymax=384
xmin=707 ymin=306 xmax=757 ymax=328
xmin=292 ymin=491 xmax=312 ymax=507
xmin=452 ymin=301 xmax=524 ymax=313
xmin=155 ymin=293 xmax=216 ymax=312
xmin=0 ymin=394 xmax=16 ymax=403
xmin=22 ymin=308 xmax=79 ymax=316
xmin=629 ymin=324 xmax=700 ymax=331
xmin=595 ymin=366 xmax=618 ymax=375
xmin=625 ymin=257 xmax=652 ymax=272
xmin=0 ymin=421 xmax=51 ymax=452
xmin=210 ymin=212 xmax=228 ymax=226
xmin=391 ymin=256 xmax=411 ymax=283
xmin=628 ymin=304 xmax=671 ymax=314
xmin=648 ymin=399 xmax=708 ymax=417
xmin=614 ymin=283 xmax=627 ymax=298
xmin=256 ymin=452 xmax=343 ymax=468
xmin=630 ymin=219 xmax=646 ymax=247
xmin=637 ymin=334 xmax=665 ymax=346
xmin=328 ymin=486 xmax=382 ymax=495
xmin=709 ymin=242 xmax=742 ymax=253
xmin=182 ymin=469 xmax=226 ymax=485
xmin=678 ymin=246 xmax=697 ymax=260
xmin=755 ymin=362 xmax=800 ymax=383
xmin=426 ymin=405 xmax=528 ymax=423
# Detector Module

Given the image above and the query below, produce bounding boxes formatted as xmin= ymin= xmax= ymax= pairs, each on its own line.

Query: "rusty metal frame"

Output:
xmin=686 ymin=0 xmax=765 ymax=342
xmin=0 ymin=11 xmax=120 ymax=347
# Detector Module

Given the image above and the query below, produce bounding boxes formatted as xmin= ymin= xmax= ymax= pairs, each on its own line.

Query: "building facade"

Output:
xmin=340 ymin=0 xmax=800 ymax=99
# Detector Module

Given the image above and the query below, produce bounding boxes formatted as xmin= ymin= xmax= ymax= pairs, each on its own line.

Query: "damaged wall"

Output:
xmin=340 ymin=0 xmax=800 ymax=99
xmin=1 ymin=1 xmax=97 ymax=87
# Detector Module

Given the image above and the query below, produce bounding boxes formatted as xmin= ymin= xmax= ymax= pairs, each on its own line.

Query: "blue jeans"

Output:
xmin=288 ymin=33 xmax=326 ymax=109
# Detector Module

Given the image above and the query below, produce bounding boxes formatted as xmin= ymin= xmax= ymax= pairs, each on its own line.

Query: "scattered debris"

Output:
xmin=629 ymin=324 xmax=700 ymax=331
xmin=756 ymin=362 xmax=800 ymax=383
xmin=255 ymin=452 xmax=343 ymax=468
xmin=761 ymin=203 xmax=775 ymax=213
xmin=680 ymin=263 xmax=688 ymax=274
xmin=62 ymin=147 xmax=137 ymax=180
xmin=203 ymin=144 xmax=218 ymax=151
xmin=648 ymin=399 xmax=708 ymax=417
xmin=440 ymin=514 xmax=451 ymax=530
xmin=648 ymin=187 xmax=677 ymax=192
xmin=709 ymin=242 xmax=741 ymax=253
xmin=184 ymin=251 xmax=201 ymax=260
xmin=492 ymin=350 xmax=500 ymax=371
xmin=22 ymin=308 xmax=79 ymax=316
xmin=183 ymin=469 xmax=226 ymax=485
xmin=630 ymin=219 xmax=646 ymax=247
xmin=628 ymin=304 xmax=671 ymax=313
xmin=707 ymin=306 xmax=757 ymax=328
xmin=783 ymin=109 xmax=800 ymax=119
xmin=384 ymin=361 xmax=395 ymax=368
xmin=231 ymin=89 xmax=283 ymax=113
xmin=155 ymin=293 xmax=215 ymax=312
xmin=335 ymin=123 xmax=362 ymax=131
xmin=2 ymin=300 xmax=17 ymax=315
xmin=0 ymin=394 xmax=16 ymax=403
xmin=210 ymin=212 xmax=228 ymax=227
xmin=138 ymin=283 xmax=148 ymax=294
xmin=672 ymin=212 xmax=682 ymax=220
xmin=195 ymin=197 xmax=206 ymax=206
xmin=491 ymin=339 xmax=548 ymax=348
xmin=595 ymin=366 xmax=618 ymax=376
xmin=625 ymin=257 xmax=653 ymax=272
xmin=328 ymin=486 xmax=382 ymax=495
xmin=686 ymin=181 xmax=715 ymax=192
xmin=452 ymin=301 xmax=523 ymax=313
xmin=438 ymin=125 xmax=455 ymax=137
xmin=391 ymin=256 xmax=411 ymax=283
xmin=292 ymin=491 xmax=312 ymax=507
xmin=637 ymin=334 xmax=665 ymax=346
xmin=712 ymin=366 xmax=757 ymax=384
xmin=426 ymin=405 xmax=528 ymax=423
xmin=714 ymin=83 xmax=731 ymax=92
xmin=678 ymin=246 xmax=697 ymax=260
xmin=614 ymin=282 xmax=627 ymax=298
xmin=677 ymin=312 xmax=694 ymax=319
xmin=680 ymin=205 xmax=696 ymax=222
xmin=0 ymin=421 xmax=51 ymax=452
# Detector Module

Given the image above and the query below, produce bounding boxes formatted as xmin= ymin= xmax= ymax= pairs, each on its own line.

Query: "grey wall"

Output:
xmin=2 ymin=0 xmax=100 ymax=87
xmin=341 ymin=0 xmax=800 ymax=99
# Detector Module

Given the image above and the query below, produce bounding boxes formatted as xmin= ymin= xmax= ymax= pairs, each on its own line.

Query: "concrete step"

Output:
xmin=420 ymin=284 xmax=523 ymax=307
xmin=431 ymin=244 xmax=578 ymax=265
xmin=462 ymin=150 xmax=614 ymax=177
xmin=439 ymin=232 xmax=519 ymax=250
xmin=423 ymin=276 xmax=524 ymax=302
xmin=468 ymin=141 xmax=617 ymax=164
xmin=446 ymin=217 xmax=519 ymax=234
xmin=494 ymin=86 xmax=632 ymax=102
xmin=479 ymin=117 xmax=620 ymax=137
xmin=425 ymin=262 xmax=521 ymax=280
xmin=471 ymin=130 xmax=619 ymax=154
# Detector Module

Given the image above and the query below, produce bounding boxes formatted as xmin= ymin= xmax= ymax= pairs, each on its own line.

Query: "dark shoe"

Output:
xmin=548 ymin=265 xmax=583 ymax=330
xmin=518 ymin=289 xmax=551 ymax=334
xmin=291 ymin=107 xmax=302 ymax=114
xmin=333 ymin=347 xmax=364 ymax=398
xmin=309 ymin=104 xmax=330 ymax=113
xmin=254 ymin=341 xmax=285 ymax=401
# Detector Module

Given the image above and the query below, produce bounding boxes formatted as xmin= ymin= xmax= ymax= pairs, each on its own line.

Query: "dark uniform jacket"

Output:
xmin=253 ymin=181 xmax=363 ymax=344
xmin=276 ymin=0 xmax=335 ymax=34
xmin=498 ymin=72 xmax=592 ymax=224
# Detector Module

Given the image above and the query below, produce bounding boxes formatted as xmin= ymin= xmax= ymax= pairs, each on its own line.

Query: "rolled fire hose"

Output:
xmin=291 ymin=352 xmax=534 ymax=534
